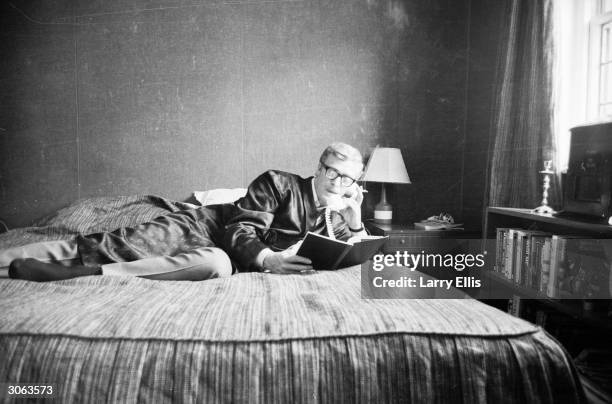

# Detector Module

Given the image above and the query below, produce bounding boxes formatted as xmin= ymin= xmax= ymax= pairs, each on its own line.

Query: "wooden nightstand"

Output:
xmin=364 ymin=221 xmax=465 ymax=254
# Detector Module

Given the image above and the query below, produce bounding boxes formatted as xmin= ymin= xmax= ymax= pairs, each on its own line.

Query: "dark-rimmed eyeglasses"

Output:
xmin=319 ymin=160 xmax=358 ymax=187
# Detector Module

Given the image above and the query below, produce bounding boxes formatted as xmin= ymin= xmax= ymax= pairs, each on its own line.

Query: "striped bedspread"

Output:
xmin=0 ymin=195 xmax=195 ymax=250
xmin=0 ymin=268 xmax=585 ymax=403
xmin=0 ymin=196 xmax=585 ymax=403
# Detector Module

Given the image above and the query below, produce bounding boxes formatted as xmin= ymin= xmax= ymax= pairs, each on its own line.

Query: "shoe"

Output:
xmin=9 ymin=259 xmax=100 ymax=282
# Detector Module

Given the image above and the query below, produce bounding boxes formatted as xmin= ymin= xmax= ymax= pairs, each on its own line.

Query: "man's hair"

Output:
xmin=319 ymin=142 xmax=364 ymax=167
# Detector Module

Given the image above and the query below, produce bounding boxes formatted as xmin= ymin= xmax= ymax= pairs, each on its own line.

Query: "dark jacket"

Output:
xmin=223 ymin=170 xmax=351 ymax=271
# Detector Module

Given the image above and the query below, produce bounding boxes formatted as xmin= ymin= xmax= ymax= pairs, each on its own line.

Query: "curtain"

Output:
xmin=553 ymin=0 xmax=597 ymax=173
xmin=486 ymin=0 xmax=560 ymax=209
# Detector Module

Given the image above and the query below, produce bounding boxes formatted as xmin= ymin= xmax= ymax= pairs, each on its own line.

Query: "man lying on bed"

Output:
xmin=1 ymin=142 xmax=367 ymax=282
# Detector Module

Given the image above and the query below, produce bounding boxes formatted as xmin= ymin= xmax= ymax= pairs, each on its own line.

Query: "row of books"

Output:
xmin=494 ymin=228 xmax=611 ymax=299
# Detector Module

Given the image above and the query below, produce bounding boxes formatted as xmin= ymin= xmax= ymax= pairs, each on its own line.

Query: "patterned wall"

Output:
xmin=0 ymin=0 xmax=496 ymax=229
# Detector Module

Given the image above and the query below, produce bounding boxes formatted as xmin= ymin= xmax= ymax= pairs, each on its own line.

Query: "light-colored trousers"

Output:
xmin=0 ymin=239 xmax=232 ymax=280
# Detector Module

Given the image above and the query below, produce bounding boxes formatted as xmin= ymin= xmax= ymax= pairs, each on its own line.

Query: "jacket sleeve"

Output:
xmin=223 ymin=171 xmax=284 ymax=271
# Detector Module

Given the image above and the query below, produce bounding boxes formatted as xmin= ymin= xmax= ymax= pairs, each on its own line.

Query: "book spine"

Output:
xmin=546 ymin=236 xmax=558 ymax=298
xmin=530 ymin=236 xmax=545 ymax=293
xmin=522 ymin=233 xmax=531 ymax=288
xmin=495 ymin=228 xmax=508 ymax=274
xmin=514 ymin=231 xmax=523 ymax=285
xmin=505 ymin=229 xmax=516 ymax=280
xmin=514 ymin=231 xmax=527 ymax=286
xmin=500 ymin=229 xmax=509 ymax=276
xmin=555 ymin=237 xmax=569 ymax=298
xmin=540 ymin=237 xmax=552 ymax=294
xmin=547 ymin=235 xmax=567 ymax=298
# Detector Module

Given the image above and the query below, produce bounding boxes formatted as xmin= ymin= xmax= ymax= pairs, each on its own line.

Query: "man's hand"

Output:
xmin=327 ymin=185 xmax=364 ymax=229
xmin=262 ymin=242 xmax=314 ymax=274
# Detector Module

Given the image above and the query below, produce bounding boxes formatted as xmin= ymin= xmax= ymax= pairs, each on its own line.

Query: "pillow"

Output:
xmin=193 ymin=188 xmax=247 ymax=206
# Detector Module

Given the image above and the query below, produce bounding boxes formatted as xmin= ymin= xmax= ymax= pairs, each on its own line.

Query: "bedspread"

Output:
xmin=0 ymin=267 xmax=585 ymax=403
xmin=0 ymin=195 xmax=193 ymax=249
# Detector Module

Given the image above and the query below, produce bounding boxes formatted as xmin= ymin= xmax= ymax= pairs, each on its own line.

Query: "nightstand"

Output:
xmin=364 ymin=221 xmax=465 ymax=254
xmin=364 ymin=221 xmax=472 ymax=289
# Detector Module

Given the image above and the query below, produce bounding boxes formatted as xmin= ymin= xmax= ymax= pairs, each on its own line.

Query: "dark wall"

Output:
xmin=1 ymin=0 xmax=500 ymax=230
xmin=388 ymin=0 xmax=470 ymax=226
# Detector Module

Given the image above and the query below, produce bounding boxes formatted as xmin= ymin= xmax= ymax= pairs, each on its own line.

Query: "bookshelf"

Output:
xmin=484 ymin=207 xmax=612 ymax=236
xmin=482 ymin=207 xmax=612 ymax=351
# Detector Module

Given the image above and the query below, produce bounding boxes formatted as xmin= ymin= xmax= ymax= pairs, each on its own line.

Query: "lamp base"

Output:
xmin=373 ymin=211 xmax=392 ymax=224
xmin=374 ymin=202 xmax=393 ymax=224
xmin=373 ymin=183 xmax=393 ymax=224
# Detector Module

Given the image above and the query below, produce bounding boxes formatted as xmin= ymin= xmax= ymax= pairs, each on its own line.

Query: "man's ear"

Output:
xmin=355 ymin=169 xmax=364 ymax=182
xmin=314 ymin=163 xmax=322 ymax=177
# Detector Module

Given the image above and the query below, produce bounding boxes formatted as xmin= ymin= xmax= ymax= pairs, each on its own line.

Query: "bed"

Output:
xmin=0 ymin=196 xmax=586 ymax=403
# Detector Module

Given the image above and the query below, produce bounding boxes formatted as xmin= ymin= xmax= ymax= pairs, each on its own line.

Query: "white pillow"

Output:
xmin=193 ymin=188 xmax=247 ymax=206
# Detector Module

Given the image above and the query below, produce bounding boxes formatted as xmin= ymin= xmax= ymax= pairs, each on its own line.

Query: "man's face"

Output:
xmin=313 ymin=154 xmax=363 ymax=206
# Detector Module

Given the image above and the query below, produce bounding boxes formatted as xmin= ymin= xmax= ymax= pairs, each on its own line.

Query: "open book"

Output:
xmin=296 ymin=232 xmax=388 ymax=270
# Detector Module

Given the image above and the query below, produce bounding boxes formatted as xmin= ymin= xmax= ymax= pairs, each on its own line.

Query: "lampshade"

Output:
xmin=363 ymin=147 xmax=411 ymax=184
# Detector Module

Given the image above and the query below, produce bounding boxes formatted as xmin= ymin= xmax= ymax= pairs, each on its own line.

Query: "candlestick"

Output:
xmin=533 ymin=160 xmax=556 ymax=214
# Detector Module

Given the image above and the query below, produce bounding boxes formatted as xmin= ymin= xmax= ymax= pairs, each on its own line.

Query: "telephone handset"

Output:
xmin=327 ymin=184 xmax=360 ymax=212
xmin=342 ymin=183 xmax=360 ymax=199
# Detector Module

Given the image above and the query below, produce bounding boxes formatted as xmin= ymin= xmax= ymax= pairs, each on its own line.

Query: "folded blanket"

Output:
xmin=0 ymin=195 xmax=194 ymax=249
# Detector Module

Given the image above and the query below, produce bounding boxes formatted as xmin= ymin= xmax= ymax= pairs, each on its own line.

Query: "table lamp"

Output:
xmin=362 ymin=147 xmax=411 ymax=224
